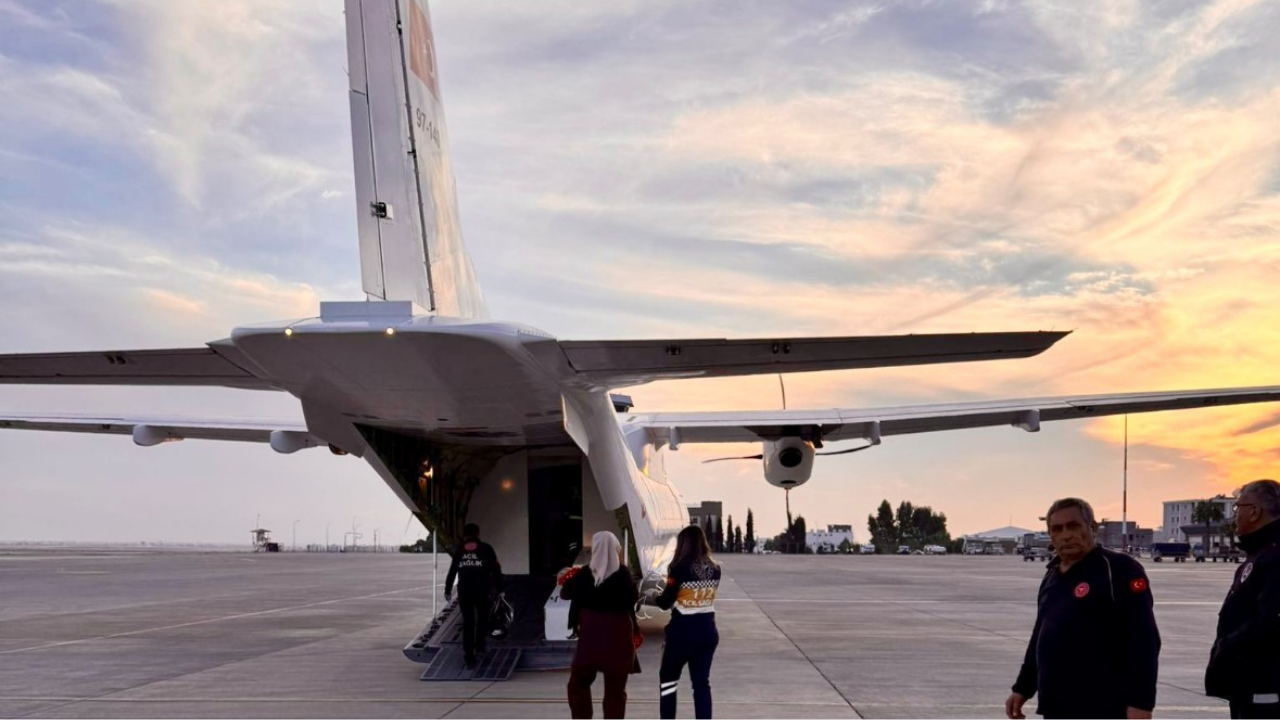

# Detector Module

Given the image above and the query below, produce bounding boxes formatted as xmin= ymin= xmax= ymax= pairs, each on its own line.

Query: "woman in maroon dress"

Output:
xmin=561 ymin=531 xmax=640 ymax=719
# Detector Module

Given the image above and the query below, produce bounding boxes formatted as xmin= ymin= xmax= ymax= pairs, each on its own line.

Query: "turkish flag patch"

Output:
xmin=464 ymin=542 xmax=477 ymax=551
xmin=1130 ymin=577 xmax=1149 ymax=593
xmin=1074 ymin=582 xmax=1090 ymax=598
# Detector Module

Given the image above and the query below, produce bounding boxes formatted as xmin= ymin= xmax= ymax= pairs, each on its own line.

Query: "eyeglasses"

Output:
xmin=1234 ymin=502 xmax=1257 ymax=511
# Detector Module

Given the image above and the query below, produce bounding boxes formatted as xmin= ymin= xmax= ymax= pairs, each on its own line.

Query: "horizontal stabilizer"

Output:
xmin=0 ymin=413 xmax=318 ymax=451
xmin=630 ymin=386 xmax=1280 ymax=445
xmin=0 ymin=345 xmax=275 ymax=390
xmin=558 ymin=331 xmax=1068 ymax=388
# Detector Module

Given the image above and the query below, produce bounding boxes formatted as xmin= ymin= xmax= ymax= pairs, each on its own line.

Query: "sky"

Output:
xmin=4 ymin=0 xmax=1280 ymax=546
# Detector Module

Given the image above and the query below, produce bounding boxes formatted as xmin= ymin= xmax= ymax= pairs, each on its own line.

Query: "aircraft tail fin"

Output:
xmin=345 ymin=0 xmax=486 ymax=318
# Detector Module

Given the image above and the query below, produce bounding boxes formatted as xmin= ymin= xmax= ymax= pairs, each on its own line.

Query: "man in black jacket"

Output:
xmin=444 ymin=523 xmax=503 ymax=666
xmin=1006 ymin=497 xmax=1161 ymax=719
xmin=1206 ymin=479 xmax=1280 ymax=718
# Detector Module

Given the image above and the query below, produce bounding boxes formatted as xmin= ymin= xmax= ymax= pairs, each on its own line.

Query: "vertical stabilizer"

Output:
xmin=345 ymin=0 xmax=487 ymax=318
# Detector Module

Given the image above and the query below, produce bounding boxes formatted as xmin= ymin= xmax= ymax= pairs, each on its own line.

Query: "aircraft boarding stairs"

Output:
xmin=404 ymin=575 xmax=576 ymax=681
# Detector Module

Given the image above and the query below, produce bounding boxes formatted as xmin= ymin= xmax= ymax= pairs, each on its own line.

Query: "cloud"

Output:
xmin=6 ymin=0 xmax=1280 ymax=542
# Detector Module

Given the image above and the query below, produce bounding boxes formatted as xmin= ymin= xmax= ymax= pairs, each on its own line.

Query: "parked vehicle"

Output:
xmin=1194 ymin=545 xmax=1243 ymax=563
xmin=1151 ymin=542 xmax=1191 ymax=562
xmin=897 ymin=545 xmax=911 ymax=555
xmin=1023 ymin=547 xmax=1052 ymax=562
xmin=923 ymin=544 xmax=948 ymax=555
xmin=859 ymin=544 xmax=875 ymax=555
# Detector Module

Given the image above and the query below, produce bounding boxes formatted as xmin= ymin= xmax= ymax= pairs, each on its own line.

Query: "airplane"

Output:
xmin=4 ymin=0 xmax=1280 ymax=617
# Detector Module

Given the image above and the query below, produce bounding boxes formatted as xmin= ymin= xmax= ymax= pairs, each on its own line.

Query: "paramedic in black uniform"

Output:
xmin=1005 ymin=497 xmax=1161 ymax=719
xmin=1206 ymin=479 xmax=1280 ymax=718
xmin=444 ymin=522 xmax=504 ymax=667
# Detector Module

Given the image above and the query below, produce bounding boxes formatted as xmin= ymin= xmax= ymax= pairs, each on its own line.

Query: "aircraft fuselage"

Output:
xmin=224 ymin=302 xmax=686 ymax=577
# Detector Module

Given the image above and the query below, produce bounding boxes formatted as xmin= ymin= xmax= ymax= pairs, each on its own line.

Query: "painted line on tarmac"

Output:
xmin=0 ymin=585 xmax=433 ymax=656
xmin=0 ymin=697 xmax=1224 ymax=713
xmin=0 ymin=696 xmax=853 ymax=707
xmin=720 ymin=598 xmax=1223 ymax=605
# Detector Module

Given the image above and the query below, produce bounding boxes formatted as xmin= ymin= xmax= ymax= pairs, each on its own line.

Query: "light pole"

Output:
xmin=373 ymin=528 xmax=381 ymax=552
xmin=292 ymin=519 xmax=300 ymax=552
xmin=1122 ymin=415 xmax=1129 ymax=552
xmin=325 ymin=522 xmax=331 ymax=552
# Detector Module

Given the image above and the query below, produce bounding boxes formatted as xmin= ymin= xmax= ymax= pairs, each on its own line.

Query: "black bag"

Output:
xmin=489 ymin=593 xmax=513 ymax=639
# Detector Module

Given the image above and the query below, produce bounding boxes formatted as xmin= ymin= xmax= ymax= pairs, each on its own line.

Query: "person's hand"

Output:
xmin=1004 ymin=693 xmax=1027 ymax=719
xmin=444 ymin=591 xmax=452 ymax=603
xmin=1126 ymin=708 xmax=1152 ymax=719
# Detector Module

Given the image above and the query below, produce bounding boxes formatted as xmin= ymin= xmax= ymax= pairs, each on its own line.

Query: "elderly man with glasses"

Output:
xmin=1206 ymin=479 xmax=1280 ymax=718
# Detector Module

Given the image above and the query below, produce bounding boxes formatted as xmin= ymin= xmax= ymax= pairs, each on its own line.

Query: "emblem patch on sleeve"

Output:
xmin=1074 ymin=582 xmax=1090 ymax=598
xmin=1129 ymin=577 xmax=1148 ymax=593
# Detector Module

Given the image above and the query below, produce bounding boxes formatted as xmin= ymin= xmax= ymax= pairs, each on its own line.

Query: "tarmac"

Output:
xmin=0 ymin=549 xmax=1240 ymax=718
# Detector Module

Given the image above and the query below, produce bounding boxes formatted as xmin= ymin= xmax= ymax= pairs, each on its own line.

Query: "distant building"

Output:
xmin=973 ymin=526 xmax=1037 ymax=539
xmin=1096 ymin=521 xmax=1153 ymax=551
xmin=962 ymin=526 xmax=1034 ymax=555
xmin=806 ymin=524 xmax=855 ymax=553
xmin=962 ymin=536 xmax=1015 ymax=554
xmin=1162 ymin=496 xmax=1234 ymax=543
xmin=1019 ymin=531 xmax=1051 ymax=552
xmin=687 ymin=501 xmax=723 ymax=538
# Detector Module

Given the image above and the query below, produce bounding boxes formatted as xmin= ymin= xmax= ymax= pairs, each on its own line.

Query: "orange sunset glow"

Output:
xmin=3 ymin=1 xmax=1280 ymax=544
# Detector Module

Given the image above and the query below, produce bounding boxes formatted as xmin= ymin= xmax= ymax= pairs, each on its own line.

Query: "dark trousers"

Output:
xmin=659 ymin=616 xmax=719 ymax=719
xmin=458 ymin=595 xmax=489 ymax=660
xmin=567 ymin=663 xmax=629 ymax=719
xmin=1231 ymin=698 xmax=1280 ymax=719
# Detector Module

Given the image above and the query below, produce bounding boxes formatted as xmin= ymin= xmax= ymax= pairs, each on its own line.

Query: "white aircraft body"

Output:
xmin=4 ymin=0 xmax=1280 ymax=588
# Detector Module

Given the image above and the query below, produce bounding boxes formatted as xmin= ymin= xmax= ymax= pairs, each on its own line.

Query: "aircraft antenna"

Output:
xmin=778 ymin=375 xmax=787 ymax=410
xmin=400 ymin=511 xmax=416 ymax=544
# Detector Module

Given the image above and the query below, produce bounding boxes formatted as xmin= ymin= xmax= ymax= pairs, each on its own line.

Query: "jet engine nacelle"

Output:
xmin=763 ymin=437 xmax=815 ymax=488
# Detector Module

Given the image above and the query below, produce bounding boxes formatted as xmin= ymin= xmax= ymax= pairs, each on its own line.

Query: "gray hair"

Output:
xmin=1240 ymin=480 xmax=1280 ymax=518
xmin=1045 ymin=497 xmax=1097 ymax=527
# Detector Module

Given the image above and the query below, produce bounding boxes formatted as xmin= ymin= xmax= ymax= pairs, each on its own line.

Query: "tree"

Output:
xmin=868 ymin=499 xmax=897 ymax=550
xmin=734 ymin=525 xmax=744 ymax=554
xmin=746 ymin=509 xmax=756 ymax=553
xmin=1193 ymin=500 xmax=1226 ymax=555
xmin=869 ymin=499 xmax=951 ymax=552
xmin=713 ymin=518 xmax=724 ymax=553
xmin=896 ymin=501 xmax=916 ymax=546
xmin=838 ymin=538 xmax=853 ymax=554
xmin=909 ymin=505 xmax=950 ymax=546
xmin=726 ymin=515 xmax=734 ymax=553
xmin=792 ymin=515 xmax=808 ymax=554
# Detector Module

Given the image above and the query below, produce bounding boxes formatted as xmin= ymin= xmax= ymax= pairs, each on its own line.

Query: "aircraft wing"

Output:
xmin=0 ymin=344 xmax=275 ymax=390
xmin=0 ymin=413 xmax=322 ymax=451
xmin=557 ymin=331 xmax=1069 ymax=388
xmin=628 ymin=386 xmax=1280 ymax=445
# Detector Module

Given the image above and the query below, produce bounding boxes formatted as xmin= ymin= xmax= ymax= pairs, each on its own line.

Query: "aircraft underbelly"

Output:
xmin=231 ymin=321 xmax=568 ymax=446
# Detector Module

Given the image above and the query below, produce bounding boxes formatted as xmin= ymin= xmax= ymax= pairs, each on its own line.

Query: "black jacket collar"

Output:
xmin=1048 ymin=544 xmax=1103 ymax=574
xmin=1238 ymin=518 xmax=1280 ymax=556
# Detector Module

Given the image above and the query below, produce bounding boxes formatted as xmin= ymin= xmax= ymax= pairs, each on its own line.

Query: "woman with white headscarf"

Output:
xmin=560 ymin=530 xmax=641 ymax=719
